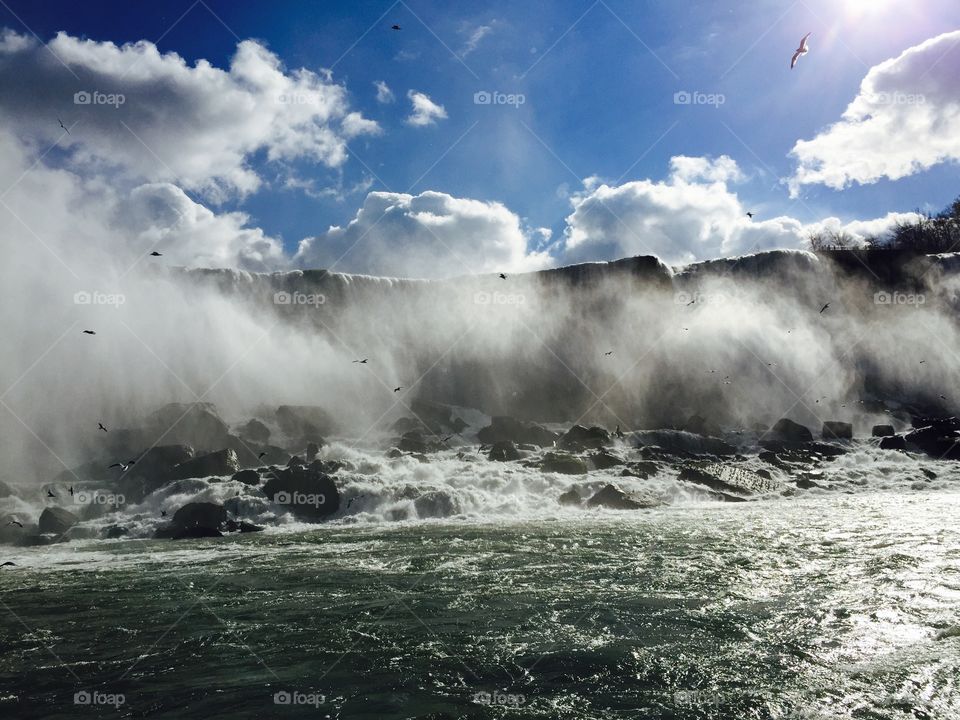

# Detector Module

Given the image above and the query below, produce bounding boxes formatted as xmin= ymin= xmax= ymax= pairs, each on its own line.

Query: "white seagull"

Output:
xmin=791 ymin=32 xmax=812 ymax=69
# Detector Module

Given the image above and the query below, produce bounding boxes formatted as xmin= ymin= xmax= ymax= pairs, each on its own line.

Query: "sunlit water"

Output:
xmin=1 ymin=492 xmax=959 ymax=719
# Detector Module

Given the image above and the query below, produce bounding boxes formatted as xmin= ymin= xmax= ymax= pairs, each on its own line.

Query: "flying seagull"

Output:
xmin=746 ymin=212 xmax=754 ymax=219
xmin=687 ymin=298 xmax=696 ymax=306
xmin=82 ymin=330 xmax=96 ymax=335
xmin=149 ymin=251 xmax=162 ymax=257
xmin=819 ymin=303 xmax=830 ymax=314
xmin=604 ymin=351 xmax=613 ymax=356
xmin=58 ymin=117 xmax=69 ymax=134
xmin=393 ymin=386 xmax=404 ymax=392
xmin=46 ymin=490 xmax=55 ymax=498
xmin=791 ymin=32 xmax=812 ymax=69
xmin=353 ymin=359 xmax=368 ymax=364
xmin=108 ymin=460 xmax=136 ymax=472
xmin=391 ymin=24 xmax=401 ymax=30
xmin=499 ymin=273 xmax=507 ymax=279
xmin=68 ymin=486 xmax=74 ymax=497
xmin=258 ymin=452 xmax=267 ymax=460
xmin=6 ymin=520 xmax=23 ymax=528
xmin=98 ymin=422 xmax=107 ymax=432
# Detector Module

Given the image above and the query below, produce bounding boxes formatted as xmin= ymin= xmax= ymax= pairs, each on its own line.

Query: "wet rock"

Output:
xmin=223 ymin=519 xmax=264 ymax=533
xmin=905 ymin=422 xmax=960 ymax=459
xmin=795 ymin=478 xmax=822 ymax=490
xmin=305 ymin=442 xmax=320 ymax=461
xmin=102 ymin=525 xmax=127 ymax=539
xmin=308 ymin=459 xmax=345 ymax=475
xmin=540 ymin=452 xmax=588 ymax=475
xmin=231 ymin=469 xmax=261 ymax=486
xmin=262 ymin=467 xmax=340 ymax=521
xmin=170 ymin=449 xmax=240 ymax=480
xmin=822 ymin=421 xmax=853 ymax=440
xmin=879 ymin=435 xmax=907 ymax=451
xmin=398 ymin=431 xmax=444 ymax=454
xmin=477 ymin=416 xmax=559 ymax=448
xmin=148 ymin=402 xmax=231 ymax=451
xmin=761 ymin=418 xmax=813 ymax=444
xmin=586 ymin=484 xmax=659 ymax=510
xmin=558 ymin=425 xmax=611 ymax=451
xmin=587 ymin=449 xmax=624 ymax=470
xmin=872 ymin=424 xmax=896 ymax=437
xmin=172 ymin=502 xmax=227 ymax=530
xmin=679 ymin=464 xmax=784 ymax=497
xmin=414 ymin=490 xmax=459 ymax=518
xmin=275 ymin=405 xmax=335 ymax=439
xmin=238 ymin=419 xmax=271 ymax=444
xmin=634 ymin=430 xmax=735 ymax=458
xmin=558 ymin=489 xmax=582 ymax=506
xmin=287 ymin=455 xmax=305 ymax=468
xmin=116 ymin=445 xmax=196 ymax=501
xmin=620 ymin=461 xmax=659 ymax=479
xmin=38 ymin=507 xmax=78 ymax=535
xmin=682 ymin=414 xmax=722 ymax=438
xmin=488 ymin=441 xmax=521 ymax=462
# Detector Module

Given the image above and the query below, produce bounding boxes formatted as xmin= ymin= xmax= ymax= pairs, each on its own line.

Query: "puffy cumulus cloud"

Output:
xmin=295 ymin=190 xmax=554 ymax=278
xmin=0 ymin=29 xmax=379 ymax=201
xmin=805 ymin=211 xmax=924 ymax=244
xmin=561 ymin=156 xmax=915 ymax=265
xmin=374 ymin=80 xmax=395 ymax=104
xmin=789 ymin=31 xmax=960 ymax=196
xmin=406 ymin=90 xmax=447 ymax=126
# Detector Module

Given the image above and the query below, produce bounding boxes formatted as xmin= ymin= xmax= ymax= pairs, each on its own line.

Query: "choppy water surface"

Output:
xmin=1 ymin=492 xmax=959 ymax=719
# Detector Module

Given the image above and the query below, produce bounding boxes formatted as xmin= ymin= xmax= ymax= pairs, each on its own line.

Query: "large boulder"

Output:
xmin=587 ymin=449 xmax=624 ymax=470
xmin=117 ymin=445 xmax=196 ymax=501
xmin=880 ymin=435 xmax=907 ymax=451
xmin=477 ymin=417 xmax=559 ymax=448
xmin=540 ymin=452 xmax=588 ymax=475
xmin=231 ymin=469 xmax=261 ymax=486
xmin=872 ymin=424 xmax=896 ymax=437
xmin=558 ymin=425 xmax=611 ymax=451
xmin=262 ymin=467 xmax=340 ymax=521
xmin=488 ymin=441 xmax=521 ymax=462
xmin=761 ymin=418 xmax=813 ymax=444
xmin=148 ymin=403 xmax=231 ymax=451
xmin=904 ymin=422 xmax=960 ymax=459
xmin=558 ymin=489 xmax=582 ymax=506
xmin=398 ymin=432 xmax=444 ymax=454
xmin=679 ymin=464 xmax=784 ymax=497
xmin=172 ymin=502 xmax=227 ymax=530
xmin=170 ymin=449 xmax=239 ymax=480
xmin=238 ymin=419 xmax=271 ymax=444
xmin=38 ymin=507 xmax=78 ymax=535
xmin=822 ymin=421 xmax=853 ymax=440
xmin=634 ymin=430 xmax=735 ymax=458
xmin=586 ymin=484 xmax=659 ymax=510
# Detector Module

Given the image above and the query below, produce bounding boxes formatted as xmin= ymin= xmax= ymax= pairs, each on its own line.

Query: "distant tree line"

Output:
xmin=809 ymin=195 xmax=960 ymax=254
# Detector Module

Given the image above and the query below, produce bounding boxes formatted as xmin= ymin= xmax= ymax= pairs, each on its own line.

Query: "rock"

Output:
xmin=410 ymin=399 xmax=463 ymax=433
xmin=758 ymin=443 xmax=847 ymax=470
xmin=170 ymin=449 xmax=240 ymax=480
xmin=414 ymin=490 xmax=459 ymax=518
xmin=231 ymin=469 xmax=261 ymax=486
xmin=634 ymin=430 xmax=735 ymax=458
xmin=762 ymin=418 xmax=813 ymax=444
xmin=172 ymin=502 xmax=227 ymax=530
xmin=287 ymin=455 xmax=305 ymax=468
xmin=586 ymin=484 xmax=659 ymax=510
xmin=116 ymin=444 xmax=196 ymax=501
xmin=558 ymin=425 xmax=611 ymax=451
xmin=38 ymin=507 xmax=78 ymax=535
xmin=245 ymin=445 xmax=289 ymax=467
xmin=148 ymin=402 xmax=231 ymax=451
xmin=308 ymin=459 xmax=345 ymax=475
xmin=679 ymin=464 xmax=784 ymax=497
xmin=238 ymin=419 xmax=271 ymax=444
xmin=620 ymin=461 xmax=659 ymax=479
xmin=872 ymin=424 xmax=896 ymax=437
xmin=558 ymin=489 xmax=582 ymax=506
xmin=478 ymin=416 xmax=559 ymax=448
xmin=904 ymin=423 xmax=960 ymax=459
xmin=878 ymin=435 xmax=906 ymax=451
xmin=102 ymin=525 xmax=127 ymax=539
xmin=588 ymin=449 xmax=624 ymax=470
xmin=398 ymin=431 xmax=443 ymax=454
xmin=223 ymin=519 xmax=264 ymax=533
xmin=262 ymin=467 xmax=340 ymax=521
xmin=796 ymin=478 xmax=822 ymax=490
xmin=540 ymin=452 xmax=588 ymax=475
xmin=682 ymin=414 xmax=722 ymax=438
xmin=488 ymin=441 xmax=520 ymax=462
xmin=305 ymin=442 xmax=320 ymax=461
xmin=822 ymin=421 xmax=853 ymax=440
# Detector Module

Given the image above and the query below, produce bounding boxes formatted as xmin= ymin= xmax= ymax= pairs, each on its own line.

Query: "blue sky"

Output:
xmin=2 ymin=0 xmax=959 ymax=273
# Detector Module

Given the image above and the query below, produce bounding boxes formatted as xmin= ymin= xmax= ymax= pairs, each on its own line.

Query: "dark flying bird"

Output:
xmin=58 ymin=117 xmax=69 ymax=134
xmin=98 ymin=422 xmax=107 ymax=432
xmin=746 ymin=212 xmax=754 ymax=219
xmin=791 ymin=32 xmax=812 ymax=69
xmin=68 ymin=486 xmax=74 ymax=497
xmin=149 ymin=251 xmax=162 ymax=257
xmin=604 ymin=351 xmax=613 ymax=356
xmin=161 ymin=510 xmax=167 ymax=517
xmin=353 ymin=359 xmax=368 ymax=364
xmin=258 ymin=452 xmax=267 ymax=460
xmin=687 ymin=298 xmax=696 ymax=306
xmin=0 ymin=561 xmax=15 ymax=567
xmin=82 ymin=330 xmax=96 ymax=335
xmin=919 ymin=360 xmax=926 ymax=364
xmin=46 ymin=490 xmax=55 ymax=498
xmin=393 ymin=386 xmax=404 ymax=392
xmin=819 ymin=303 xmax=830 ymax=314
xmin=6 ymin=521 xmax=23 ymax=528
xmin=109 ymin=460 xmax=136 ymax=472
xmin=391 ymin=24 xmax=401 ymax=30
xmin=499 ymin=273 xmax=507 ymax=279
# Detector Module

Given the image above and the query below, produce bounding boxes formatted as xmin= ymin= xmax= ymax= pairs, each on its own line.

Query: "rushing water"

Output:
xmin=1 ymin=491 xmax=959 ymax=719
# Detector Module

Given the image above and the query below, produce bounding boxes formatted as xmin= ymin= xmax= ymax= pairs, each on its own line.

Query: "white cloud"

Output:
xmin=374 ymin=80 xmax=395 ymax=104
xmin=0 ymin=30 xmax=379 ymax=201
xmin=562 ymin=156 xmax=913 ymax=265
xmin=295 ymin=190 xmax=554 ymax=278
xmin=406 ymin=90 xmax=447 ymax=127
xmin=460 ymin=24 xmax=493 ymax=57
xmin=789 ymin=30 xmax=960 ymax=195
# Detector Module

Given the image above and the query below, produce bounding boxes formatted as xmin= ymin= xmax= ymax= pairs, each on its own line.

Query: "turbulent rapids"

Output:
xmin=2 ymin=248 xmax=960 ymax=544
